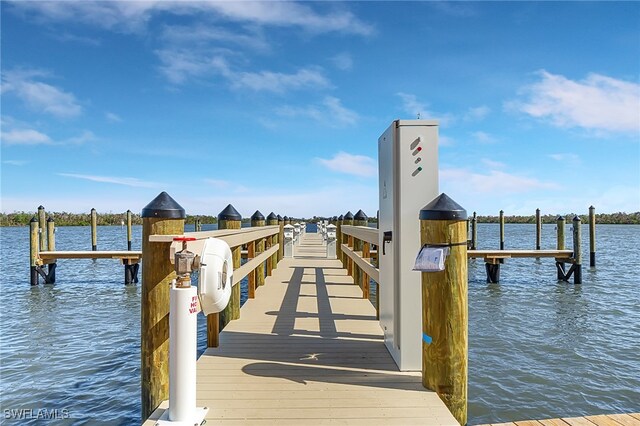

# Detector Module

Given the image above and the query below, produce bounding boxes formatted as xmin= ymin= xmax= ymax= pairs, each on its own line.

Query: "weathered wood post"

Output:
xmin=140 ymin=191 xmax=185 ymax=420
xmin=218 ymin=205 xmax=242 ymax=331
xmin=589 ymin=206 xmax=596 ymax=268
xmin=336 ymin=214 xmax=344 ymax=260
xmin=419 ymin=193 xmax=468 ymax=426
xmin=556 ymin=216 xmax=565 ymax=250
xmin=46 ymin=217 xmax=56 ymax=283
xmin=251 ymin=211 xmax=266 ymax=286
xmin=91 ymin=208 xmax=98 ymax=251
xmin=284 ymin=216 xmax=291 ymax=225
xmin=353 ymin=210 xmax=368 ymax=292
xmin=126 ymin=210 xmax=133 ymax=250
xmin=499 ymin=210 xmax=505 ymax=250
xmin=471 ymin=212 xmax=477 ymax=250
xmin=267 ymin=212 xmax=279 ymax=273
xmin=573 ymin=215 xmax=582 ymax=284
xmin=342 ymin=211 xmax=354 ymax=268
xmin=30 ymin=217 xmax=39 ymax=285
xmin=247 ymin=234 xmax=256 ymax=299
xmin=535 ymin=208 xmax=542 ymax=251
xmin=362 ymin=241 xmax=370 ymax=299
xmin=277 ymin=215 xmax=284 ymax=262
xmin=38 ymin=205 xmax=47 ymax=251
xmin=556 ymin=216 xmax=566 ymax=280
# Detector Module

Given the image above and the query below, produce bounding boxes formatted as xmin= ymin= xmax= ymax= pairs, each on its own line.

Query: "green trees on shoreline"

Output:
xmin=1 ymin=211 xmax=639 ymax=227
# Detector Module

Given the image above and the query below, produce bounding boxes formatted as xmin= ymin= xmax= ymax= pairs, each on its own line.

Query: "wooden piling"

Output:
xmin=572 ymin=215 xmax=582 ymax=284
xmin=126 ymin=210 xmax=133 ymax=250
xmin=471 ymin=212 xmax=477 ymax=250
xmin=556 ymin=216 xmax=565 ymax=250
xmin=91 ymin=208 xmax=98 ymax=251
xmin=353 ymin=210 xmax=368 ymax=293
xmin=589 ymin=206 xmax=596 ymax=268
xmin=419 ymin=193 xmax=468 ymax=426
xmin=46 ymin=217 xmax=55 ymax=251
xmin=267 ymin=212 xmax=279 ymax=273
xmin=277 ymin=215 xmax=284 ymax=262
xmin=336 ymin=214 xmax=344 ymax=259
xmin=251 ymin=211 xmax=266 ymax=287
xmin=38 ymin=205 xmax=46 ymax=251
xmin=342 ymin=212 xmax=354 ymax=267
xmin=218 ymin=204 xmax=242 ymax=333
xmin=248 ymin=237 xmax=256 ymax=299
xmin=140 ymin=192 xmax=185 ymax=420
xmin=30 ymin=217 xmax=39 ymax=285
xmin=362 ymin=242 xmax=370 ymax=299
xmin=499 ymin=210 xmax=505 ymax=250
xmin=535 ymin=208 xmax=542 ymax=251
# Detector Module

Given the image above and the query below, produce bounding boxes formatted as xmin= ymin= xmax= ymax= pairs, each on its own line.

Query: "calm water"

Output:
xmin=1 ymin=223 xmax=638 ymax=424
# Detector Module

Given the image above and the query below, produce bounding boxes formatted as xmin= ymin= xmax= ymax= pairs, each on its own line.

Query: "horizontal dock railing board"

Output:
xmin=341 ymin=243 xmax=379 ymax=283
xmin=340 ymin=225 xmax=378 ymax=245
xmin=232 ymin=244 xmax=279 ymax=286
xmin=149 ymin=226 xmax=280 ymax=260
xmin=38 ymin=250 xmax=142 ymax=261
xmin=467 ymin=249 xmax=573 ymax=259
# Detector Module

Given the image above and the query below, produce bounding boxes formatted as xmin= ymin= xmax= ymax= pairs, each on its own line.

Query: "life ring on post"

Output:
xmin=198 ymin=237 xmax=233 ymax=315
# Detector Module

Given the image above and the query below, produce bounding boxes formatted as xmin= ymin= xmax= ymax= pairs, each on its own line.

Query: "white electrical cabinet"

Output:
xmin=378 ymin=119 xmax=439 ymax=371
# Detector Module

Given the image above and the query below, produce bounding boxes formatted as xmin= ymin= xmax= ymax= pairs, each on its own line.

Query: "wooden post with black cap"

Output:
xmin=419 ymin=193 xmax=468 ymax=426
xmin=342 ymin=211 xmax=354 ymax=271
xmin=218 ymin=204 xmax=242 ymax=332
xmin=277 ymin=214 xmax=284 ymax=262
xmin=353 ymin=210 xmax=368 ymax=294
xmin=251 ymin=211 xmax=266 ymax=286
xmin=140 ymin=191 xmax=185 ymax=420
xmin=267 ymin=212 xmax=279 ymax=273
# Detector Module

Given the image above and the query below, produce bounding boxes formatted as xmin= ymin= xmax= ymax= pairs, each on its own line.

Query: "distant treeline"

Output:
xmin=0 ymin=211 xmax=637 ymax=226
xmin=476 ymin=212 xmax=640 ymax=225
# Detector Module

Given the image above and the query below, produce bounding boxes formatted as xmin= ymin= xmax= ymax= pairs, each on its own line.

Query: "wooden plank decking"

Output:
xmin=145 ymin=232 xmax=458 ymax=425
xmin=475 ymin=412 xmax=640 ymax=426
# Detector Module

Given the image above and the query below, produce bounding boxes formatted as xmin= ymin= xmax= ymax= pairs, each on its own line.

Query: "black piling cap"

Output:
xmin=141 ymin=191 xmax=186 ymax=219
xmin=30 ymin=216 xmax=37 ymax=223
xmin=47 ymin=216 xmax=54 ymax=223
xmin=354 ymin=210 xmax=368 ymax=221
xmin=251 ymin=210 xmax=265 ymax=221
xmin=419 ymin=193 xmax=467 ymax=220
xmin=277 ymin=214 xmax=283 ymax=221
xmin=283 ymin=216 xmax=289 ymax=221
xmin=218 ymin=204 xmax=241 ymax=221
xmin=38 ymin=205 xmax=45 ymax=210
xmin=557 ymin=215 xmax=565 ymax=221
xmin=332 ymin=216 xmax=338 ymax=221
xmin=91 ymin=207 xmax=96 ymax=212
xmin=338 ymin=214 xmax=344 ymax=221
xmin=267 ymin=212 xmax=277 ymax=221
xmin=573 ymin=215 xmax=581 ymax=222
xmin=589 ymin=205 xmax=595 ymax=210
xmin=344 ymin=211 xmax=354 ymax=220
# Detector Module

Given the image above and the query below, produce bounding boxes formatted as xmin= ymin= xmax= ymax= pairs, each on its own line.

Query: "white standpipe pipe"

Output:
xmin=169 ymin=281 xmax=198 ymax=422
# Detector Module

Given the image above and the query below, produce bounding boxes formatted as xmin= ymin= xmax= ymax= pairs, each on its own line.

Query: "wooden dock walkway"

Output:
xmin=145 ymin=232 xmax=459 ymax=425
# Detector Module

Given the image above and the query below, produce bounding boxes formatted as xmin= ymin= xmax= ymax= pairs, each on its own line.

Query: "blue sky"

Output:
xmin=1 ymin=1 xmax=639 ymax=218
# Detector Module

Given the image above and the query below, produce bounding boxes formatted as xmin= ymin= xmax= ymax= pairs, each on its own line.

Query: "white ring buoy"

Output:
xmin=198 ymin=237 xmax=233 ymax=315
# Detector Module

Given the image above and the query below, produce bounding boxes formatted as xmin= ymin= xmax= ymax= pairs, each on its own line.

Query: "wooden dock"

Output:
xmin=475 ymin=412 xmax=640 ymax=426
xmin=145 ymin=232 xmax=459 ymax=425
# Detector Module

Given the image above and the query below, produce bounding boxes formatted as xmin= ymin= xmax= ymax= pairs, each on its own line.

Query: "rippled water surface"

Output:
xmin=1 ymin=223 xmax=638 ymax=425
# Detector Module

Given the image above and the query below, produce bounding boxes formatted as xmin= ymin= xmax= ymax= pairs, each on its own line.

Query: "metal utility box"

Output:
xmin=378 ymin=119 xmax=439 ymax=371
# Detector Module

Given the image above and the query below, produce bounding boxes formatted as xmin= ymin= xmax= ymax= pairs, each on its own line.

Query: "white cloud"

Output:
xmin=58 ymin=173 xmax=162 ymax=188
xmin=2 ymin=69 xmax=82 ymax=118
xmin=276 ymin=96 xmax=358 ymax=127
xmin=548 ymin=153 xmax=581 ymax=164
xmin=1 ymin=128 xmax=52 ymax=146
xmin=331 ymin=53 xmax=353 ymax=71
xmin=465 ymin=105 xmax=491 ymax=121
xmin=105 ymin=112 xmax=122 ymax=123
xmin=10 ymin=2 xmax=373 ymax=35
xmin=2 ymin=160 xmax=29 ymax=166
xmin=162 ymin=24 xmax=269 ymax=52
xmin=316 ymin=152 xmax=377 ymax=178
xmin=511 ymin=70 xmax=640 ymax=134
xmin=481 ymin=158 xmax=506 ymax=169
xmin=231 ymin=67 xmax=330 ymax=93
xmin=471 ymin=131 xmax=498 ymax=144
xmin=441 ymin=167 xmax=558 ymax=194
